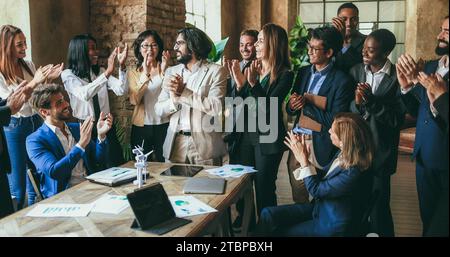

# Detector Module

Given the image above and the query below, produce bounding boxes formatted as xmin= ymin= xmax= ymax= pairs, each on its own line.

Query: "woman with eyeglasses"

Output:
xmin=127 ymin=30 xmax=170 ymax=162
xmin=61 ymin=34 xmax=127 ymax=168
xmin=0 ymin=25 xmax=62 ymax=209
xmin=226 ymin=23 xmax=294 ymax=226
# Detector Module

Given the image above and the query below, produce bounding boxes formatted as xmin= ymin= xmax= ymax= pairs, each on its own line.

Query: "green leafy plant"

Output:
xmin=114 ymin=119 xmax=133 ymax=162
xmin=289 ymin=16 xmax=310 ymax=73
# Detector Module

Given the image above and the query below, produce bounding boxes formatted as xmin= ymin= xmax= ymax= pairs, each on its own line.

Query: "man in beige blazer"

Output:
xmin=155 ymin=27 xmax=228 ymax=166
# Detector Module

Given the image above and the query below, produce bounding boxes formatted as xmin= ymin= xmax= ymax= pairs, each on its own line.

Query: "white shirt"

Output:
xmin=143 ymin=74 xmax=167 ymax=125
xmin=61 ymin=67 xmax=127 ymax=120
xmin=293 ymin=157 xmax=342 ymax=181
xmin=364 ymin=59 xmax=392 ymax=94
xmin=44 ymin=121 xmax=86 ymax=187
xmin=0 ymin=59 xmax=37 ymax=118
xmin=176 ymin=61 xmax=203 ymax=132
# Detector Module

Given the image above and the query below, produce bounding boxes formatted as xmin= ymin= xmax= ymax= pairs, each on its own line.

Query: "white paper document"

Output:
xmin=91 ymin=194 xmax=130 ymax=215
xmin=85 ymin=167 xmax=138 ymax=185
xmin=169 ymin=196 xmax=217 ymax=218
xmin=205 ymin=164 xmax=257 ymax=178
xmin=26 ymin=204 xmax=92 ymax=217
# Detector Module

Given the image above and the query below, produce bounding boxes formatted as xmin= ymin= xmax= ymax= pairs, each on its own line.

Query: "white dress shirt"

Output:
xmin=61 ymin=67 xmax=127 ymax=120
xmin=174 ymin=61 xmax=203 ymax=132
xmin=293 ymin=157 xmax=342 ymax=181
xmin=143 ymin=74 xmax=167 ymax=125
xmin=0 ymin=59 xmax=37 ymax=118
xmin=44 ymin=121 xmax=86 ymax=187
xmin=364 ymin=59 xmax=392 ymax=94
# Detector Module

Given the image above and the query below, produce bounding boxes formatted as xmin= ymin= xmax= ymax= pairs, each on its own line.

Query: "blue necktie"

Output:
xmin=308 ymin=73 xmax=321 ymax=94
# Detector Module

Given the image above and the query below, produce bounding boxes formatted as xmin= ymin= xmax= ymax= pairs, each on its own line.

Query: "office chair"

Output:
xmin=26 ymin=168 xmax=44 ymax=202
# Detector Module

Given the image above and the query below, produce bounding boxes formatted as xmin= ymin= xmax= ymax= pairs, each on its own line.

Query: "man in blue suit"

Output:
xmin=26 ymin=84 xmax=112 ymax=198
xmin=286 ymin=26 xmax=354 ymax=203
xmin=396 ymin=16 xmax=449 ymax=235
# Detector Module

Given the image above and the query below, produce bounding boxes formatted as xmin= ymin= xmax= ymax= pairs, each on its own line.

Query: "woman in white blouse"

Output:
xmin=61 ymin=34 xmax=128 ymax=167
xmin=128 ymin=30 xmax=170 ymax=162
xmin=0 ymin=25 xmax=62 ymax=208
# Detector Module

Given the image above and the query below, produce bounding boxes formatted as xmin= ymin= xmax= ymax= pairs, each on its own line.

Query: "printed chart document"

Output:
xmin=205 ymin=164 xmax=257 ymax=178
xmin=26 ymin=204 xmax=92 ymax=217
xmin=91 ymin=194 xmax=130 ymax=215
xmin=169 ymin=196 xmax=217 ymax=218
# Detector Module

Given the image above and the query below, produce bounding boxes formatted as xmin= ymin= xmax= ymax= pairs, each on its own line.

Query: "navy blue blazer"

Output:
xmin=401 ymin=60 xmax=449 ymax=170
xmin=26 ymin=123 xmax=108 ymax=198
xmin=303 ymin=154 xmax=373 ymax=236
xmin=287 ymin=64 xmax=354 ymax=167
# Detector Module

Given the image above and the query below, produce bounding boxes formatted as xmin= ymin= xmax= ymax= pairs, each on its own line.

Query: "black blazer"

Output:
xmin=434 ymin=92 xmax=449 ymax=130
xmin=229 ymin=70 xmax=294 ymax=155
xmin=286 ymin=64 xmax=354 ymax=167
xmin=335 ymin=32 xmax=366 ymax=73
xmin=349 ymin=63 xmax=406 ymax=176
xmin=0 ymin=98 xmax=11 ymax=174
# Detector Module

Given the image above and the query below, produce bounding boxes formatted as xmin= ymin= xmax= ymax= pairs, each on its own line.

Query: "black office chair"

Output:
xmin=27 ymin=168 xmax=44 ymax=202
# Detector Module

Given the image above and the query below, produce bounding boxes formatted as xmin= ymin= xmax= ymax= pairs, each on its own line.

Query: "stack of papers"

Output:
xmin=205 ymin=164 xmax=257 ymax=178
xmin=86 ymin=167 xmax=146 ymax=186
xmin=91 ymin=194 xmax=130 ymax=214
xmin=26 ymin=204 xmax=93 ymax=217
xmin=169 ymin=196 xmax=217 ymax=218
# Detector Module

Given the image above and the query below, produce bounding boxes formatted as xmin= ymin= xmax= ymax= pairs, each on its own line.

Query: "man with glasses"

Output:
xmin=332 ymin=2 xmax=367 ymax=73
xmin=286 ymin=26 xmax=354 ymax=204
xmin=155 ymin=27 xmax=228 ymax=166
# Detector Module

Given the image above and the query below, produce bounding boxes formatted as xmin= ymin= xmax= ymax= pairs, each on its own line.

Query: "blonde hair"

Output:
xmin=333 ymin=113 xmax=375 ymax=171
xmin=0 ymin=25 xmax=33 ymax=85
xmin=261 ymin=23 xmax=291 ymax=84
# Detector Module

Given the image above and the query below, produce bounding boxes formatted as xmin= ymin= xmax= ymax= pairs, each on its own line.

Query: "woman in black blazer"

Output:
xmin=226 ymin=23 xmax=293 ymax=226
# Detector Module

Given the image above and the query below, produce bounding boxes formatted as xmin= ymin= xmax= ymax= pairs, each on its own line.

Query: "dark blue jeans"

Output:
xmin=3 ymin=114 xmax=42 ymax=209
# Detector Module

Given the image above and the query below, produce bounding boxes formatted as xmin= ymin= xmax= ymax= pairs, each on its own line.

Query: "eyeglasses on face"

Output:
xmin=141 ymin=43 xmax=159 ymax=49
xmin=307 ymin=42 xmax=325 ymax=53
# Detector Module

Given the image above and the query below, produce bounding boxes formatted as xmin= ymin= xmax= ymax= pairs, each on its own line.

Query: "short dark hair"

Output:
xmin=337 ymin=2 xmax=359 ymax=15
xmin=177 ymin=27 xmax=212 ymax=60
xmin=311 ymin=26 xmax=343 ymax=57
xmin=132 ymin=30 xmax=164 ymax=68
xmin=67 ymin=34 xmax=100 ymax=80
xmin=240 ymin=29 xmax=259 ymax=41
xmin=368 ymin=29 xmax=397 ymax=55
xmin=30 ymin=84 xmax=65 ymax=111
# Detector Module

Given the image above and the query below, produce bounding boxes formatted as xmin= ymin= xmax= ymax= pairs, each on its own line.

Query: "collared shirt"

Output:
xmin=0 ymin=59 xmax=37 ymax=118
xmin=176 ymin=60 xmax=203 ymax=132
xmin=364 ymin=59 xmax=392 ymax=93
xmin=44 ymin=121 xmax=86 ymax=187
xmin=61 ymin=67 xmax=127 ymax=121
xmin=294 ymin=62 xmax=333 ymax=135
xmin=293 ymin=156 xmax=342 ymax=181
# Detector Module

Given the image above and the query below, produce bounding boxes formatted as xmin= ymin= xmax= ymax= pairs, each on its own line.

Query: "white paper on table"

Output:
xmin=205 ymin=164 xmax=257 ymax=178
xmin=169 ymin=196 xmax=217 ymax=218
xmin=91 ymin=194 xmax=130 ymax=215
xmin=26 ymin=204 xmax=92 ymax=217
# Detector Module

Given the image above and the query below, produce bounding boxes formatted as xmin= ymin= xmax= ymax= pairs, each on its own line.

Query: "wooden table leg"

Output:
xmin=240 ymin=181 xmax=254 ymax=237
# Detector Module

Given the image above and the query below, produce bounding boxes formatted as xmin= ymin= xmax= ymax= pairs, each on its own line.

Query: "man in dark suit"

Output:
xmin=332 ymin=2 xmax=367 ymax=73
xmin=349 ymin=29 xmax=406 ymax=237
xmin=1 ymin=81 xmax=32 ymax=218
xmin=26 ymin=84 xmax=110 ymax=198
xmin=396 ymin=16 xmax=449 ymax=235
xmin=417 ymin=69 xmax=449 ymax=237
xmin=286 ymin=26 xmax=354 ymax=204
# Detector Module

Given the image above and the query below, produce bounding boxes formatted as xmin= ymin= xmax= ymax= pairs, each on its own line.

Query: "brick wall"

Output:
xmin=89 ymin=0 xmax=185 ymax=158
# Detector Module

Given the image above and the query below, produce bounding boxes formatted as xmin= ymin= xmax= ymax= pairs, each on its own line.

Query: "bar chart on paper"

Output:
xmin=26 ymin=204 xmax=93 ymax=217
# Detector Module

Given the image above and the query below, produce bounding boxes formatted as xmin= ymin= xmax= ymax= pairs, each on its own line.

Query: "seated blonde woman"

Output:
xmin=258 ymin=113 xmax=375 ymax=236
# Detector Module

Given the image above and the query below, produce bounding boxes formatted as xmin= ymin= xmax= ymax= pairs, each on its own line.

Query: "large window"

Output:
xmin=298 ymin=0 xmax=406 ymax=61
xmin=185 ymin=0 xmax=221 ymax=42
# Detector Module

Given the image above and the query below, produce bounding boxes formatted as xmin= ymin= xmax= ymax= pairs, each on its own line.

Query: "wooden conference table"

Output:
xmin=0 ymin=162 xmax=254 ymax=237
